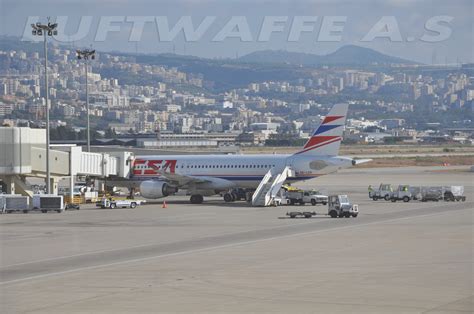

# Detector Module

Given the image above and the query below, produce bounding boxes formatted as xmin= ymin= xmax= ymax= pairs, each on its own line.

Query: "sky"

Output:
xmin=1 ymin=0 xmax=472 ymax=64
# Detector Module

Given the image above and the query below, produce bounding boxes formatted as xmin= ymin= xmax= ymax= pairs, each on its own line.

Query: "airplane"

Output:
xmin=126 ymin=103 xmax=369 ymax=204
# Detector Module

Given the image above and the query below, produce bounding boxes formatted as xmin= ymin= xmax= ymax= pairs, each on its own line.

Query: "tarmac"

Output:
xmin=0 ymin=166 xmax=473 ymax=313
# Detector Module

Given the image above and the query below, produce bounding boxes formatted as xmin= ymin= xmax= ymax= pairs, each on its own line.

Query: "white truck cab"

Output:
xmin=369 ymin=184 xmax=393 ymax=201
xmin=287 ymin=190 xmax=328 ymax=205
xmin=328 ymin=194 xmax=358 ymax=218
xmin=98 ymin=198 xmax=145 ymax=209
xmin=390 ymin=185 xmax=412 ymax=202
xmin=287 ymin=194 xmax=358 ymax=219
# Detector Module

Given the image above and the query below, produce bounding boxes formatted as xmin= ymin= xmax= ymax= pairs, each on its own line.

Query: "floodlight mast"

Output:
xmin=31 ymin=18 xmax=57 ymax=194
xmin=76 ymin=49 xmax=96 ymax=153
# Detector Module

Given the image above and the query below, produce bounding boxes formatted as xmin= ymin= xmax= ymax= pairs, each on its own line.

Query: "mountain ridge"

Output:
xmin=238 ymin=45 xmax=418 ymax=66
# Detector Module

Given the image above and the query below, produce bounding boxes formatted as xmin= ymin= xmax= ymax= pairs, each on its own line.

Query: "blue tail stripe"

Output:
xmin=314 ymin=124 xmax=341 ymax=135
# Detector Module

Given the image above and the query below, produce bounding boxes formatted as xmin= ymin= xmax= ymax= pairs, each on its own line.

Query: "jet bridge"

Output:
xmin=0 ymin=127 xmax=134 ymax=199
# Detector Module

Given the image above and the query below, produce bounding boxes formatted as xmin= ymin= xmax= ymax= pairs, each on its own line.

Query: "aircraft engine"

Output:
xmin=139 ymin=181 xmax=176 ymax=199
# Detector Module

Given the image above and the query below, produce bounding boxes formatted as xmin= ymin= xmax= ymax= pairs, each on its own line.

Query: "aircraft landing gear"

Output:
xmin=223 ymin=188 xmax=251 ymax=203
xmin=128 ymin=187 xmax=135 ymax=199
xmin=223 ymin=193 xmax=233 ymax=202
xmin=190 ymin=194 xmax=204 ymax=204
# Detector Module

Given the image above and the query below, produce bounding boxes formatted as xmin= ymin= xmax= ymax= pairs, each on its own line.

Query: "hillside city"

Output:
xmin=1 ymin=38 xmax=473 ymax=149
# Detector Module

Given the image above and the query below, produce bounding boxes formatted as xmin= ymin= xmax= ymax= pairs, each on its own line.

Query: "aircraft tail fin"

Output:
xmin=295 ymin=103 xmax=348 ymax=156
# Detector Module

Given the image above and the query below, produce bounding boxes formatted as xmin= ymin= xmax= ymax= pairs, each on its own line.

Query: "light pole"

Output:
xmin=76 ymin=49 xmax=95 ymax=152
xmin=31 ymin=19 xmax=57 ymax=194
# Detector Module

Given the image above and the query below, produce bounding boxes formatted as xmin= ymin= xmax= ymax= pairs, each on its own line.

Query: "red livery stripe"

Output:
xmin=322 ymin=115 xmax=344 ymax=124
xmin=303 ymin=135 xmax=340 ymax=149
xmin=297 ymin=137 xmax=342 ymax=154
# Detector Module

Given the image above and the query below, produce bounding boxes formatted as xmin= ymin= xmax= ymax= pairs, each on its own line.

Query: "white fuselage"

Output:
xmin=131 ymin=154 xmax=354 ymax=189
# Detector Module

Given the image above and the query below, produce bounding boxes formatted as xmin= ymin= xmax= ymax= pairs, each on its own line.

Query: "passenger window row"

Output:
xmin=184 ymin=164 xmax=275 ymax=169
xmin=135 ymin=164 xmax=277 ymax=170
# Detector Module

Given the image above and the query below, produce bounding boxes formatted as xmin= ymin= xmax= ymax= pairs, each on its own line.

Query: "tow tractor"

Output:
xmin=286 ymin=194 xmax=358 ymax=218
xmin=390 ymin=185 xmax=412 ymax=202
xmin=97 ymin=198 xmax=146 ymax=209
xmin=369 ymin=184 xmax=393 ymax=201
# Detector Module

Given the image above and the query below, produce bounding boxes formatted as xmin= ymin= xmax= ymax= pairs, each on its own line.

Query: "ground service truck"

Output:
xmin=286 ymin=190 xmax=328 ymax=205
xmin=287 ymin=194 xmax=358 ymax=218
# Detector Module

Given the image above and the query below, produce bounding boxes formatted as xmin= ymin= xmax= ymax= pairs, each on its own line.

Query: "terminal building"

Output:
xmin=137 ymin=132 xmax=239 ymax=148
xmin=0 ymin=127 xmax=133 ymax=200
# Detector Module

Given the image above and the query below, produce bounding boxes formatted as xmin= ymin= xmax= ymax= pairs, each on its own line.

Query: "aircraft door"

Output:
xmin=285 ymin=155 xmax=298 ymax=176
xmin=286 ymin=155 xmax=295 ymax=168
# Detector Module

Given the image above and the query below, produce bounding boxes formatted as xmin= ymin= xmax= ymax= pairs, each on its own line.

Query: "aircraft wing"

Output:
xmin=156 ymin=171 xmax=235 ymax=191
xmin=156 ymin=171 xmax=209 ymax=186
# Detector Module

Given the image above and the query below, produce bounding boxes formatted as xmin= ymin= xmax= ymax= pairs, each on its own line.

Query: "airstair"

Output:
xmin=252 ymin=166 xmax=295 ymax=206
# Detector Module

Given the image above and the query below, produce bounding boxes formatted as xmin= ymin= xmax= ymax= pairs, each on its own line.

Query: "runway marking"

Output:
xmin=0 ymin=215 xmax=324 ymax=268
xmin=0 ymin=207 xmax=468 ymax=286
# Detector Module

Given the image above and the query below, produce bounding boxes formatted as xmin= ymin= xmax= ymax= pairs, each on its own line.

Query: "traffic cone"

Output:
xmin=162 ymin=200 xmax=167 ymax=208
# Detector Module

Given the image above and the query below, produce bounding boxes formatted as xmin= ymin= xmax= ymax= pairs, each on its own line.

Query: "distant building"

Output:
xmin=250 ymin=122 xmax=279 ymax=132
xmin=108 ymin=123 xmax=135 ymax=134
xmin=0 ymin=102 xmax=14 ymax=116
xmin=60 ymin=104 xmax=75 ymax=117
xmin=380 ymin=119 xmax=405 ymax=130
xmin=137 ymin=132 xmax=239 ymax=148
xmin=161 ymin=104 xmax=181 ymax=112
xmin=237 ymin=132 xmax=267 ymax=146
xmin=89 ymin=93 xmax=129 ymax=108
xmin=223 ymin=101 xmax=233 ymax=109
